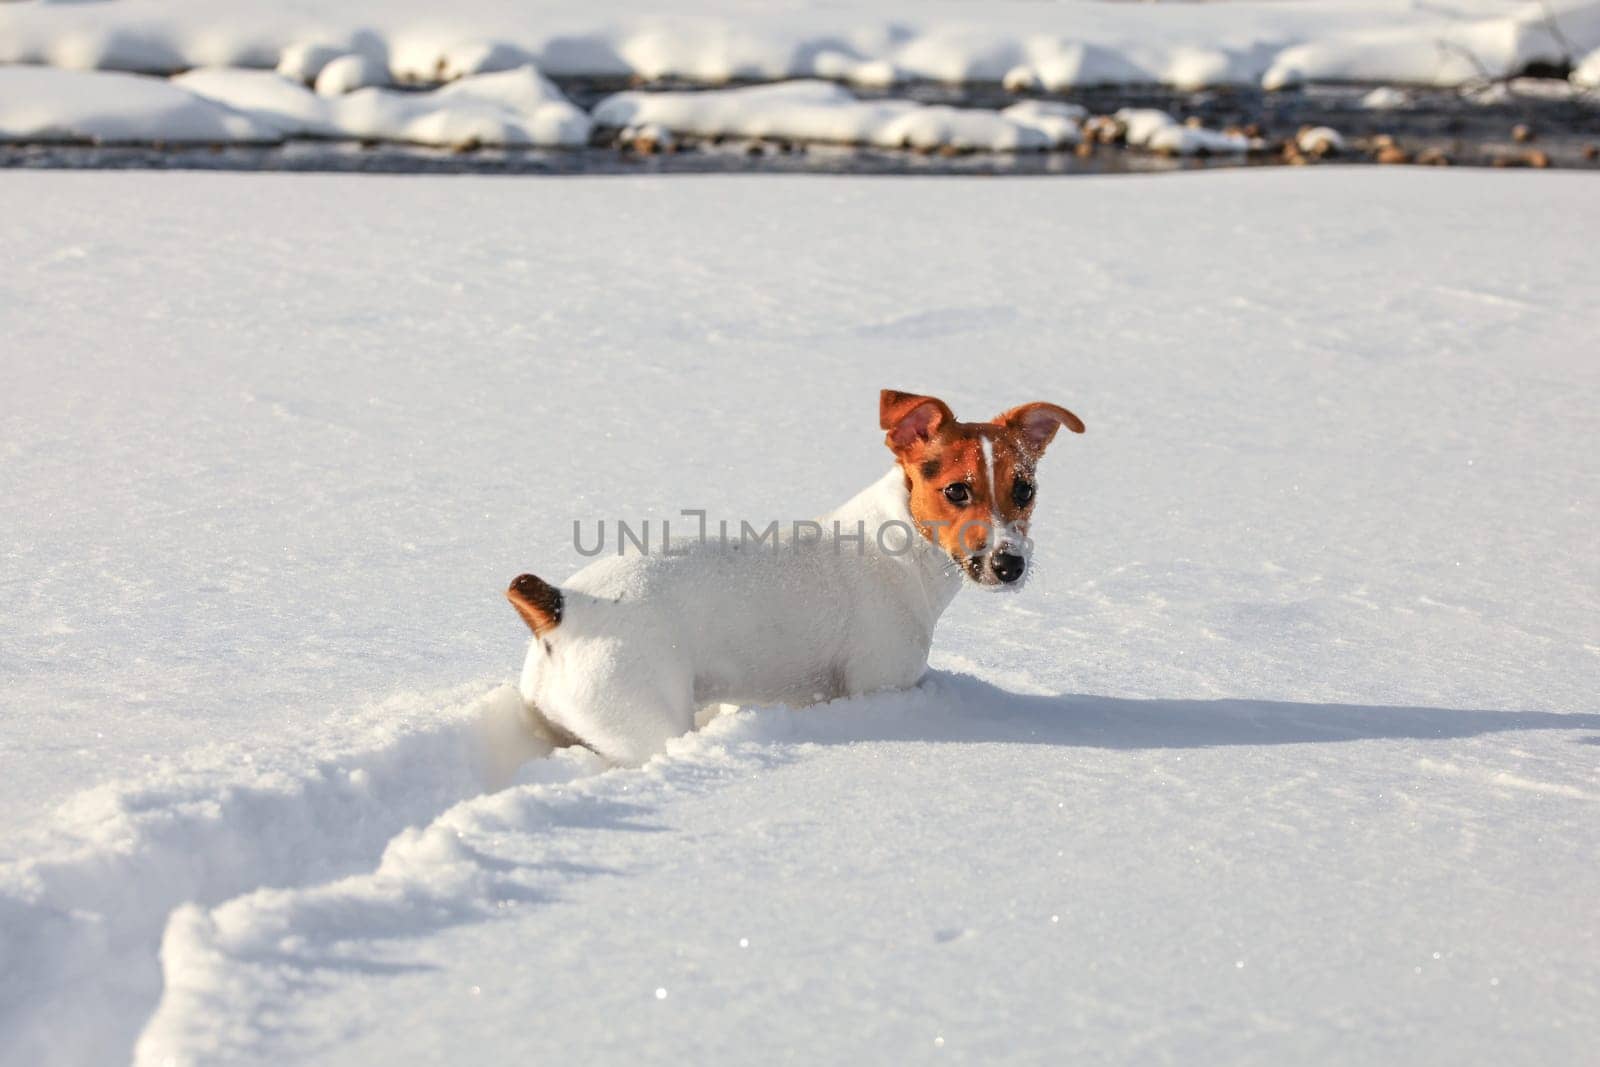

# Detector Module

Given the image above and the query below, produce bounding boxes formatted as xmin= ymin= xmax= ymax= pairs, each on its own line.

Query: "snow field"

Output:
xmin=2 ymin=167 xmax=1598 ymax=1064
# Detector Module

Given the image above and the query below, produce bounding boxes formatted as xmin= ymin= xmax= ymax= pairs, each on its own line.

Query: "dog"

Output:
xmin=506 ymin=390 xmax=1084 ymax=765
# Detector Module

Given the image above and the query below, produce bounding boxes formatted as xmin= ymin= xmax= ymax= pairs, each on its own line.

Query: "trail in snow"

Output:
xmin=0 ymin=684 xmax=543 ymax=1065
xmin=133 ymin=668 xmax=1600 ymax=1065
xmin=12 ymin=666 xmax=1595 ymax=1066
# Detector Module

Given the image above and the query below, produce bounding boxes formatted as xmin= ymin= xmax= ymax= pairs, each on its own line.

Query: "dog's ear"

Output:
xmin=880 ymin=390 xmax=954 ymax=452
xmin=996 ymin=402 xmax=1085 ymax=455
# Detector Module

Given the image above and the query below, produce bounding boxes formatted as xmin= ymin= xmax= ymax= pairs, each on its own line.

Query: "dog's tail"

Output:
xmin=506 ymin=573 xmax=563 ymax=636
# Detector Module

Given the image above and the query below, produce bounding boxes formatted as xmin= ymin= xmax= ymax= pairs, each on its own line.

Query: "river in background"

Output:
xmin=5 ymin=79 xmax=1597 ymax=175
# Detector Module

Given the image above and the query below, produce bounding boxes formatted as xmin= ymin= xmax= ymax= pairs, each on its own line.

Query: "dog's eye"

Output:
xmin=943 ymin=483 xmax=971 ymax=505
xmin=1012 ymin=480 xmax=1035 ymax=506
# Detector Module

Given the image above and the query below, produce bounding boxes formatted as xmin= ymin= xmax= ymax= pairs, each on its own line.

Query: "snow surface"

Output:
xmin=2 ymin=0 xmax=1599 ymax=90
xmin=2 ymin=169 xmax=1599 ymax=1066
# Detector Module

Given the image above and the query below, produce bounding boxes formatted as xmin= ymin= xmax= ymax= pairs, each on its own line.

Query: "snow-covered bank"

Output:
xmin=3 ymin=0 xmax=1599 ymax=90
xmin=0 ymin=66 xmax=1258 ymax=158
xmin=593 ymin=81 xmax=1085 ymax=151
xmin=0 ymin=64 xmax=591 ymax=147
xmin=2 ymin=169 xmax=1598 ymax=1065
xmin=6 ymin=1 xmax=1600 ymax=156
xmin=0 ymin=66 xmax=278 ymax=144
xmin=174 ymin=65 xmax=591 ymax=148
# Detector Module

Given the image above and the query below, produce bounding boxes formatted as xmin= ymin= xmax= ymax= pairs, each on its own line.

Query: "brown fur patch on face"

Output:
xmin=889 ymin=426 xmax=996 ymax=562
xmin=878 ymin=391 xmax=1084 ymax=574
xmin=986 ymin=431 xmax=1037 ymax=534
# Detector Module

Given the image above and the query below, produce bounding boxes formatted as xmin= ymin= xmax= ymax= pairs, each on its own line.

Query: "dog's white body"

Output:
xmin=518 ymin=468 xmax=963 ymax=764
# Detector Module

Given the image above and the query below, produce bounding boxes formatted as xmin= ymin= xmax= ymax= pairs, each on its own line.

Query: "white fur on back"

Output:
xmin=518 ymin=468 xmax=963 ymax=763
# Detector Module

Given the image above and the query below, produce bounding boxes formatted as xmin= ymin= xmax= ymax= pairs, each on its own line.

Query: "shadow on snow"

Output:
xmin=761 ymin=670 xmax=1600 ymax=751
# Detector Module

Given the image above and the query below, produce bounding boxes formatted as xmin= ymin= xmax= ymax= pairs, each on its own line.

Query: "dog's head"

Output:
xmin=881 ymin=389 xmax=1084 ymax=588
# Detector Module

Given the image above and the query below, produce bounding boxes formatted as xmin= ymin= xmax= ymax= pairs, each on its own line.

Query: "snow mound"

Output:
xmin=175 ymin=65 xmax=591 ymax=147
xmin=1360 ymin=85 xmax=1412 ymax=109
xmin=1258 ymin=2 xmax=1597 ymax=88
xmin=0 ymin=63 xmax=590 ymax=148
xmin=1116 ymin=107 xmax=1250 ymax=155
xmin=1297 ymin=125 xmax=1346 ymax=155
xmin=593 ymin=80 xmax=1076 ymax=151
xmin=314 ymin=52 xmax=390 ymax=96
xmin=275 ymin=41 xmax=350 ymax=85
xmin=999 ymin=99 xmax=1087 ymax=146
xmin=0 ymin=66 xmax=276 ymax=144
xmin=1574 ymin=46 xmax=1600 ymax=87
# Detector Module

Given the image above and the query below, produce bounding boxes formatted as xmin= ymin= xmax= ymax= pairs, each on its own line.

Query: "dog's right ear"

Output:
xmin=880 ymin=390 xmax=954 ymax=453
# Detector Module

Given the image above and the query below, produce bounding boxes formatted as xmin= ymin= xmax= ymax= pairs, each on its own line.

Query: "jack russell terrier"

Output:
xmin=507 ymin=390 xmax=1084 ymax=765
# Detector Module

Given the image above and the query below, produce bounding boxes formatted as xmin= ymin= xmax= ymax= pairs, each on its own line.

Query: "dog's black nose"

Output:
xmin=992 ymin=552 xmax=1026 ymax=584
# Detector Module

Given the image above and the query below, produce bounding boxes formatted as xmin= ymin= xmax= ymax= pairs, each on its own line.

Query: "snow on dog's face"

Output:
xmin=881 ymin=389 xmax=1084 ymax=588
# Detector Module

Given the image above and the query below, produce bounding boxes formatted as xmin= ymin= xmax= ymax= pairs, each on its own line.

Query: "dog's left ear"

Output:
xmin=997 ymin=402 xmax=1086 ymax=454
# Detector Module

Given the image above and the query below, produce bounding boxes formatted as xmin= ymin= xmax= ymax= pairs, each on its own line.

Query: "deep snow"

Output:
xmin=1 ymin=169 xmax=1598 ymax=1065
